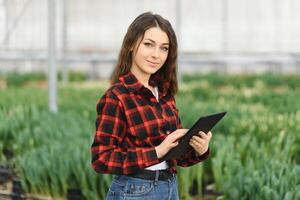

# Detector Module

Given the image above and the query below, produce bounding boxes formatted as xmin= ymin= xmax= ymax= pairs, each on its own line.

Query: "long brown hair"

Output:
xmin=111 ymin=12 xmax=178 ymax=96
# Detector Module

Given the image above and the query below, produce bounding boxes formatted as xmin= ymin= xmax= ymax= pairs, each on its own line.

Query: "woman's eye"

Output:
xmin=144 ymin=43 xmax=153 ymax=47
xmin=161 ymin=47 xmax=169 ymax=51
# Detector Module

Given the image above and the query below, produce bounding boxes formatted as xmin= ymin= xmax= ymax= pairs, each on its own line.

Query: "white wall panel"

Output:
xmin=2 ymin=0 xmax=300 ymax=53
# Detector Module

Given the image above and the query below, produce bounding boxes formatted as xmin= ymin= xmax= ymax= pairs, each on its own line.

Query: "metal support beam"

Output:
xmin=48 ymin=0 xmax=57 ymax=113
xmin=176 ymin=0 xmax=183 ymax=82
xmin=62 ymin=0 xmax=68 ymax=83
xmin=222 ymin=0 xmax=228 ymax=52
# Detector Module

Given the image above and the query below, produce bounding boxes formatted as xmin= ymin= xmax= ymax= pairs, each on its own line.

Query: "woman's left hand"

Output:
xmin=189 ymin=131 xmax=212 ymax=156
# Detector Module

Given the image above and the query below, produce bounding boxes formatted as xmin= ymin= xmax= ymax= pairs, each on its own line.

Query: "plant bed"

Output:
xmin=0 ymin=180 xmax=12 ymax=199
xmin=3 ymin=148 xmax=14 ymax=160
xmin=203 ymin=184 xmax=223 ymax=197
xmin=0 ymin=190 xmax=11 ymax=200
xmin=67 ymin=188 xmax=82 ymax=200
xmin=0 ymin=165 xmax=12 ymax=184
xmin=191 ymin=184 xmax=224 ymax=200
xmin=1 ymin=74 xmax=300 ymax=199
xmin=0 ymin=179 xmax=60 ymax=200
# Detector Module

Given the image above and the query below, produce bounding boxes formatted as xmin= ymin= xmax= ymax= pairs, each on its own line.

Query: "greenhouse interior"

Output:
xmin=0 ymin=0 xmax=300 ymax=200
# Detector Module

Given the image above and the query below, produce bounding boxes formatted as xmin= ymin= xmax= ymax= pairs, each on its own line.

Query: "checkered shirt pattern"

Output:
xmin=91 ymin=72 xmax=209 ymax=175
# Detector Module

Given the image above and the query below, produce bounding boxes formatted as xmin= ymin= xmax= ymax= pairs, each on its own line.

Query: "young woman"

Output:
xmin=91 ymin=12 xmax=212 ymax=200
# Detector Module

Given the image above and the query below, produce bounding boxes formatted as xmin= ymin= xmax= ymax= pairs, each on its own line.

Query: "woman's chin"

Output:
xmin=144 ymin=65 xmax=161 ymax=74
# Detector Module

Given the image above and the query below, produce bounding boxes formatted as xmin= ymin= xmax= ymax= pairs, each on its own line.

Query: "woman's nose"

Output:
xmin=151 ymin=48 xmax=159 ymax=58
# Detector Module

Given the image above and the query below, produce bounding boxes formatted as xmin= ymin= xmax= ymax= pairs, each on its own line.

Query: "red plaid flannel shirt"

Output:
xmin=91 ymin=72 xmax=209 ymax=175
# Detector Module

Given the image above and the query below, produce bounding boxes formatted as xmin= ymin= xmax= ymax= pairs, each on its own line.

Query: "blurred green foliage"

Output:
xmin=0 ymin=73 xmax=299 ymax=200
xmin=2 ymin=71 xmax=87 ymax=87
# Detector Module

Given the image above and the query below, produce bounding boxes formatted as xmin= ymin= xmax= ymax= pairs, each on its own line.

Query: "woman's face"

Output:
xmin=131 ymin=27 xmax=169 ymax=76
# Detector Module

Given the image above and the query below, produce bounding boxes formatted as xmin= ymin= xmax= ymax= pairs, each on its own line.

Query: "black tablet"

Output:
xmin=161 ymin=111 xmax=227 ymax=161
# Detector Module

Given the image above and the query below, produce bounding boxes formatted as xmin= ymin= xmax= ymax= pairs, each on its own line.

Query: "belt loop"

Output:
xmin=154 ymin=170 xmax=159 ymax=186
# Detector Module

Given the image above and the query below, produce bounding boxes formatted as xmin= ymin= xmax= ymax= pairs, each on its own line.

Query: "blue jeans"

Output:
xmin=106 ymin=173 xmax=179 ymax=200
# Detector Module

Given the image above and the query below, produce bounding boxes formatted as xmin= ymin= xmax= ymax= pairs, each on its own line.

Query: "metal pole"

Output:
xmin=221 ymin=0 xmax=228 ymax=73
xmin=222 ymin=0 xmax=228 ymax=52
xmin=176 ymin=0 xmax=181 ymax=49
xmin=0 ymin=0 xmax=5 ymax=47
xmin=176 ymin=0 xmax=183 ymax=82
xmin=48 ymin=0 xmax=57 ymax=113
xmin=62 ymin=0 xmax=68 ymax=83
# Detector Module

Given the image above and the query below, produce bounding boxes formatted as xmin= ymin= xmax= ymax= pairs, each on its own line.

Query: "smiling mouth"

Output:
xmin=147 ymin=60 xmax=160 ymax=65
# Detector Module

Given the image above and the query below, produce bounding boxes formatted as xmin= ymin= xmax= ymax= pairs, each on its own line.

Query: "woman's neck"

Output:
xmin=130 ymin=68 xmax=151 ymax=88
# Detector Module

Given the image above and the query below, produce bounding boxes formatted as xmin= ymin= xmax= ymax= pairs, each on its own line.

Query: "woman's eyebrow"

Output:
xmin=144 ymin=38 xmax=169 ymax=45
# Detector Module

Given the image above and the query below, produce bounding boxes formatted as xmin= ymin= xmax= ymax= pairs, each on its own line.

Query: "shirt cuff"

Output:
xmin=195 ymin=148 xmax=210 ymax=161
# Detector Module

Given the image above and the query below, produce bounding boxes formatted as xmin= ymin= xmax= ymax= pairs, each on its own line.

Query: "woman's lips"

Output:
xmin=147 ymin=60 xmax=160 ymax=66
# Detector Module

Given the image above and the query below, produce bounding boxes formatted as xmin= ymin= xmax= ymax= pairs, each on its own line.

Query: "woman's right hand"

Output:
xmin=155 ymin=129 xmax=188 ymax=159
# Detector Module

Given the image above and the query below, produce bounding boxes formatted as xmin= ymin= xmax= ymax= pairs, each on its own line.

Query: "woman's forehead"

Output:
xmin=143 ymin=27 xmax=169 ymax=45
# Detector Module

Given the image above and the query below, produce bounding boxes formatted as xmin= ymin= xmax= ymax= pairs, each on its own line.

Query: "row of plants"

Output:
xmin=0 ymin=73 xmax=299 ymax=199
xmin=182 ymin=73 xmax=300 ymax=89
xmin=0 ymin=85 xmax=108 ymax=199
xmin=211 ymin=134 xmax=300 ymax=200
xmin=0 ymin=71 xmax=88 ymax=87
xmin=177 ymin=74 xmax=299 ymax=199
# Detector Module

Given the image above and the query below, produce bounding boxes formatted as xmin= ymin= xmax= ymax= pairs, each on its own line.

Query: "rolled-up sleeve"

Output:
xmin=176 ymin=148 xmax=210 ymax=167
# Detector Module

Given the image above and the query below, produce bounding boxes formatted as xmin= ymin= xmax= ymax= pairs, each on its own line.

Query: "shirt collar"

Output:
xmin=119 ymin=71 xmax=170 ymax=97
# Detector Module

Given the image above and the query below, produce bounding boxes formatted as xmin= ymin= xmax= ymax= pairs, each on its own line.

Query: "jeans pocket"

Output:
xmin=124 ymin=177 xmax=154 ymax=197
